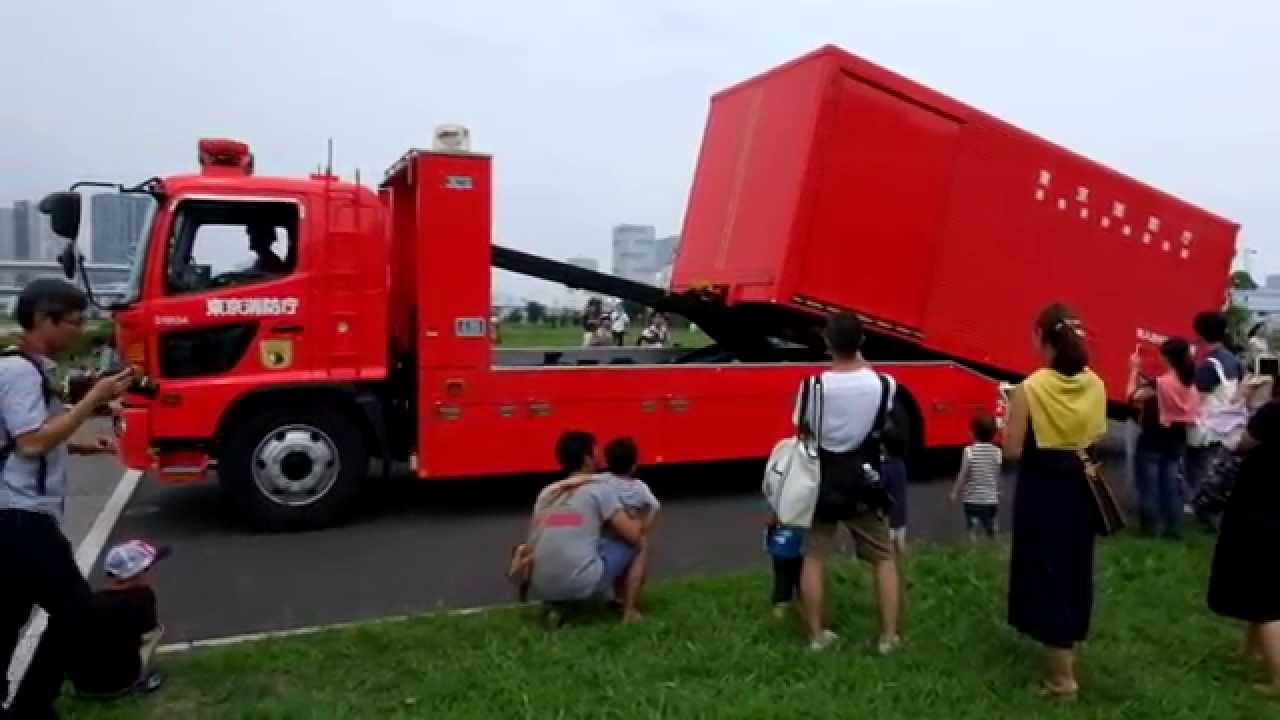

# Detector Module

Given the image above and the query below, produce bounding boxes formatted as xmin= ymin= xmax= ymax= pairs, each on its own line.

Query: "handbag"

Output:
xmin=1077 ymin=448 xmax=1126 ymax=536
xmin=762 ymin=376 xmax=823 ymax=528
xmin=1189 ymin=358 xmax=1246 ymax=448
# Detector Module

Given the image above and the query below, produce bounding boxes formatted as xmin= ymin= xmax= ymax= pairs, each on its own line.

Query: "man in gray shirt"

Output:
xmin=1 ymin=279 xmax=132 ymax=719
xmin=528 ymin=431 xmax=644 ymax=627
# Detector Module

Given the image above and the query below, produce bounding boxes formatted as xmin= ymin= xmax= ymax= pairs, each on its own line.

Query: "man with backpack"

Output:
xmin=1 ymin=278 xmax=133 ymax=719
xmin=792 ymin=312 xmax=902 ymax=654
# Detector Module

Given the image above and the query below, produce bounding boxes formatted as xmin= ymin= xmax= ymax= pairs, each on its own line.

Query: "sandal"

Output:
xmin=1035 ymin=680 xmax=1079 ymax=702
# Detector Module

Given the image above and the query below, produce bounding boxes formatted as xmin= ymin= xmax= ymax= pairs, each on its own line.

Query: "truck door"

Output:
xmin=146 ymin=196 xmax=310 ymax=420
xmin=799 ymin=73 xmax=962 ymax=331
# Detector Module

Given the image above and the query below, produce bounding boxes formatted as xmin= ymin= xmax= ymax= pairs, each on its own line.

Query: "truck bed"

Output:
xmin=672 ymin=45 xmax=1238 ymax=401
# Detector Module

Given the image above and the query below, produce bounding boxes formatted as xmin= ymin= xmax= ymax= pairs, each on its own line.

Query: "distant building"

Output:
xmin=567 ymin=256 xmax=599 ymax=272
xmin=612 ymin=224 xmax=660 ymax=284
xmin=34 ymin=213 xmax=63 ymax=260
xmin=0 ymin=207 xmax=14 ymax=260
xmin=12 ymin=201 xmax=32 ymax=260
xmin=91 ymin=193 xmax=152 ymax=265
xmin=656 ymin=234 xmax=680 ymax=267
xmin=1234 ymin=284 xmax=1280 ymax=332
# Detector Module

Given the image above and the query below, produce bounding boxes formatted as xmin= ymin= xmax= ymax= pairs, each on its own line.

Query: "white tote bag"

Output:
xmin=1189 ymin=357 xmax=1247 ymax=448
xmin=762 ymin=376 xmax=822 ymax=528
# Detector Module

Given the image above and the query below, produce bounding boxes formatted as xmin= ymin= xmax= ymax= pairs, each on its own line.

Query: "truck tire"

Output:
xmin=219 ymin=405 xmax=367 ymax=531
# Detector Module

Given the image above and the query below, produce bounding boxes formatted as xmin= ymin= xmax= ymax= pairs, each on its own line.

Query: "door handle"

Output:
xmin=271 ymin=324 xmax=304 ymax=334
xmin=667 ymin=395 xmax=689 ymax=413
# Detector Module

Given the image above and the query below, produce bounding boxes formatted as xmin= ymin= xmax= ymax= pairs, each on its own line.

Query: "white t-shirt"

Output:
xmin=793 ymin=367 xmax=896 ymax=453
xmin=611 ymin=311 xmax=629 ymax=333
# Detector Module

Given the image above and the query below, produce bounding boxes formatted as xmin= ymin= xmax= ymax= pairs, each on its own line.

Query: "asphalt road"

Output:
xmin=89 ymin=443 xmax=1131 ymax=644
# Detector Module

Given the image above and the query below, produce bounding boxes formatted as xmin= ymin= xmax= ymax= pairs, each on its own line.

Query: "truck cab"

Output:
xmin=101 ymin=139 xmax=390 ymax=526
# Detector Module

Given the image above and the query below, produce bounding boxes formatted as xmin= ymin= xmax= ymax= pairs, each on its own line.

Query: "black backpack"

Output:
xmin=0 ymin=349 xmax=56 ymax=495
xmin=814 ymin=373 xmax=895 ymax=522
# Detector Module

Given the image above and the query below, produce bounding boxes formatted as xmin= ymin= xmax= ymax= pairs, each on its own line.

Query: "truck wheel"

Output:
xmin=219 ymin=406 xmax=367 ymax=531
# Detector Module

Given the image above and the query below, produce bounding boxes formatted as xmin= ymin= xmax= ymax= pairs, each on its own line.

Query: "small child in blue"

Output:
xmin=762 ymin=505 xmax=804 ymax=619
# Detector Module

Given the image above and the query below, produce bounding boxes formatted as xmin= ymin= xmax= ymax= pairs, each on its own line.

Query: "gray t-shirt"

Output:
xmin=0 ymin=354 xmax=70 ymax=521
xmin=598 ymin=473 xmax=660 ymax=516
xmin=529 ymin=480 xmax=622 ymax=602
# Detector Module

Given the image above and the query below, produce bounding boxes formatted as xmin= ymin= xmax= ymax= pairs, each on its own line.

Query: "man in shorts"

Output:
xmin=793 ymin=313 xmax=902 ymax=654
xmin=526 ymin=431 xmax=646 ymax=627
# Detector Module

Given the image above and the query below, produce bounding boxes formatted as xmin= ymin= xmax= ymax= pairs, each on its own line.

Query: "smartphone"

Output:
xmin=1258 ymin=354 xmax=1279 ymax=378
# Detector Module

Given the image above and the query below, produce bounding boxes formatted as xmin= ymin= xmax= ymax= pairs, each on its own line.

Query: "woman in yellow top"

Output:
xmin=1002 ymin=303 xmax=1108 ymax=700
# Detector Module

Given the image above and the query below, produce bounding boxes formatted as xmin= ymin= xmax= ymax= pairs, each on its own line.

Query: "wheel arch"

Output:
xmin=215 ymin=384 xmax=388 ymax=468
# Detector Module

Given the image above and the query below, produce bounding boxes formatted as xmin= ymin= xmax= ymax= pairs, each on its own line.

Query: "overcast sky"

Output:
xmin=3 ymin=0 xmax=1277 ymax=296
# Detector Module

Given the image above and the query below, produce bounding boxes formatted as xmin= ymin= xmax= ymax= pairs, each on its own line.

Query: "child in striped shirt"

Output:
xmin=949 ymin=415 xmax=1003 ymax=541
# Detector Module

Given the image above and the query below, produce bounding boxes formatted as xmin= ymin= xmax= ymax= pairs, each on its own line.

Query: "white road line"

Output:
xmin=158 ymin=602 xmax=527 ymax=655
xmin=5 ymin=469 xmax=143 ymax=703
xmin=74 ymin=470 xmax=144 ymax=575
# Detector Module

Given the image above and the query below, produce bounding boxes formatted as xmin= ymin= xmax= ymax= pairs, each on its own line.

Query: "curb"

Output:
xmin=158 ymin=602 xmax=527 ymax=655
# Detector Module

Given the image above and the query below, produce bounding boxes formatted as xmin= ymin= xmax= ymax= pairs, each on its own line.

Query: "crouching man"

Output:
xmin=524 ymin=431 xmax=647 ymax=627
xmin=69 ymin=540 xmax=168 ymax=700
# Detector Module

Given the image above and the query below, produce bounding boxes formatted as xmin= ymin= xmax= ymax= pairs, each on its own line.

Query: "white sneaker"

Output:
xmin=808 ymin=630 xmax=839 ymax=652
xmin=877 ymin=635 xmax=903 ymax=656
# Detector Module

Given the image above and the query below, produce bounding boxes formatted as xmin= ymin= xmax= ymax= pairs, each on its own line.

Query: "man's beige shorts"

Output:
xmin=806 ymin=511 xmax=891 ymax=564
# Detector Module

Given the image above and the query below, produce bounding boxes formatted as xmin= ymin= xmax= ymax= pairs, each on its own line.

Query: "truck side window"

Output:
xmin=166 ymin=199 xmax=300 ymax=295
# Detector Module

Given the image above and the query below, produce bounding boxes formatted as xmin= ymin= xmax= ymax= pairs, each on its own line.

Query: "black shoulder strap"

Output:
xmin=797 ymin=374 xmax=824 ymax=443
xmin=0 ymin=349 xmax=53 ymax=495
xmin=872 ymin=373 xmax=892 ymax=434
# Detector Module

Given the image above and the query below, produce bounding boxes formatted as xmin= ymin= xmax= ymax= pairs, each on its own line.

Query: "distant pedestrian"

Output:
xmin=610 ymin=306 xmax=630 ymax=347
xmin=1 ymin=279 xmax=133 ymax=718
xmin=949 ymin=415 xmax=1003 ymax=542
xmin=1003 ymin=303 xmax=1107 ymax=700
xmin=1126 ymin=338 xmax=1199 ymax=538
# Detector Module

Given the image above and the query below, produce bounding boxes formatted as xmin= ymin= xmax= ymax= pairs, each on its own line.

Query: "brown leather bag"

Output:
xmin=1078 ymin=449 xmax=1126 ymax=536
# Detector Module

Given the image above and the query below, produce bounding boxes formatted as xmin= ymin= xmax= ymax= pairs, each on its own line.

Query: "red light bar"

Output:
xmin=198 ymin=138 xmax=254 ymax=176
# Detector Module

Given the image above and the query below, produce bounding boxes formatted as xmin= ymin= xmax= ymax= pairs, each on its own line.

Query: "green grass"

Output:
xmin=497 ymin=322 xmax=709 ymax=349
xmin=63 ymin=535 xmax=1273 ymax=719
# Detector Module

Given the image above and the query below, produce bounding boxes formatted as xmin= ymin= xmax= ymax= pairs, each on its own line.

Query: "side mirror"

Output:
xmin=38 ymin=192 xmax=82 ymax=241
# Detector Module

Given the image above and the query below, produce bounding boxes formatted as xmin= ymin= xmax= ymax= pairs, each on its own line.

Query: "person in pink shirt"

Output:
xmin=1127 ymin=338 xmax=1200 ymax=538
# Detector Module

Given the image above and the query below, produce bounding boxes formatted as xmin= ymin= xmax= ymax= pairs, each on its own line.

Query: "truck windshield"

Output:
xmin=108 ymin=193 xmax=158 ymax=308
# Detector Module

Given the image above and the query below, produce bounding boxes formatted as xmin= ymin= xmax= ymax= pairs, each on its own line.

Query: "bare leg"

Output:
xmin=1044 ymin=647 xmax=1079 ymax=695
xmin=139 ymin=625 xmax=165 ymax=671
xmin=620 ymin=542 xmax=650 ymax=623
xmin=1246 ymin=624 xmax=1264 ymax=661
xmin=799 ymin=554 xmax=826 ymax=641
xmin=874 ymin=558 xmax=901 ymax=644
xmin=1257 ymin=621 xmax=1280 ymax=693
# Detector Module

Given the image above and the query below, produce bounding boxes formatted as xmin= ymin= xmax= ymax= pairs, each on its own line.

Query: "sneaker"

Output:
xmin=133 ymin=671 xmax=166 ymax=695
xmin=808 ymin=630 xmax=839 ymax=652
xmin=877 ymin=635 xmax=903 ymax=656
xmin=543 ymin=607 xmax=564 ymax=630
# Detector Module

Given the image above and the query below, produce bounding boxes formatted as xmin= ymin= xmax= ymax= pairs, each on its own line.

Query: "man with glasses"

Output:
xmin=1 ymin=278 xmax=132 ymax=719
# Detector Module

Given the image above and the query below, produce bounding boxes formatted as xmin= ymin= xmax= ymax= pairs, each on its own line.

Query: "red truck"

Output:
xmin=40 ymin=45 xmax=1236 ymax=529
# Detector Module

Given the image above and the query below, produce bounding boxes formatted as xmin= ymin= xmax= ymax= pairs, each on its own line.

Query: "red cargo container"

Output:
xmin=673 ymin=45 xmax=1239 ymax=401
